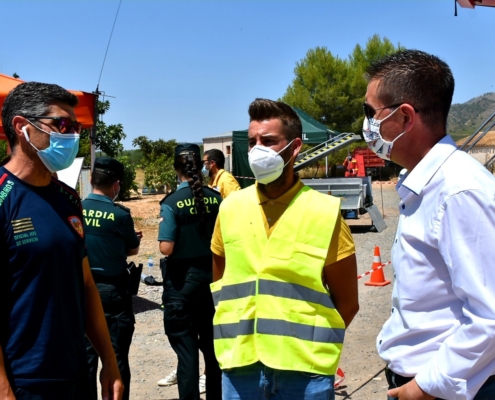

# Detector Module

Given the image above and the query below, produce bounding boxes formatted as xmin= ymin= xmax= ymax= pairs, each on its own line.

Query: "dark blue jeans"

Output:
xmin=222 ymin=361 xmax=335 ymax=400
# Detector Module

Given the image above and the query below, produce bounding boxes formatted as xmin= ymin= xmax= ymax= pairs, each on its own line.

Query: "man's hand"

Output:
xmin=0 ymin=348 xmax=15 ymax=400
xmin=135 ymin=231 xmax=143 ymax=240
xmin=0 ymin=383 xmax=15 ymax=400
xmin=99 ymin=361 xmax=123 ymax=400
xmin=387 ymin=379 xmax=435 ymax=400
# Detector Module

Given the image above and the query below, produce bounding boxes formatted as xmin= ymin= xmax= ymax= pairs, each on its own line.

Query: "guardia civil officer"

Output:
xmin=158 ymin=143 xmax=222 ymax=400
xmin=82 ymin=157 xmax=142 ymax=400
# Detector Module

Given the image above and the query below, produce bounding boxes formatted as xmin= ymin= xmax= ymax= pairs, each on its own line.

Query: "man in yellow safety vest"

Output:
xmin=210 ymin=98 xmax=359 ymax=400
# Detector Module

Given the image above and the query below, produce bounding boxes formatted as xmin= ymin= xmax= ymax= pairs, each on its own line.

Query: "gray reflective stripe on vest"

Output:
xmin=212 ymin=281 xmax=256 ymax=306
xmin=258 ymin=280 xmax=335 ymax=309
xmin=214 ymin=319 xmax=255 ymax=339
xmin=258 ymin=318 xmax=345 ymax=344
xmin=214 ymin=318 xmax=344 ymax=344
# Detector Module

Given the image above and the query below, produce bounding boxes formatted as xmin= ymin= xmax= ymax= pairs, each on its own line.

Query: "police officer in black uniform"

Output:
xmin=158 ymin=143 xmax=222 ymax=400
xmin=83 ymin=157 xmax=142 ymax=400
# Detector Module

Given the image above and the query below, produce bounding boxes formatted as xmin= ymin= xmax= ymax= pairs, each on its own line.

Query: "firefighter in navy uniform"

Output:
xmin=158 ymin=143 xmax=222 ymax=400
xmin=82 ymin=157 xmax=141 ymax=400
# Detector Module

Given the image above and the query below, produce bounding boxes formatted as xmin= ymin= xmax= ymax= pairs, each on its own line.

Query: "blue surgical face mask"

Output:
xmin=22 ymin=125 xmax=80 ymax=172
xmin=201 ymin=165 xmax=209 ymax=178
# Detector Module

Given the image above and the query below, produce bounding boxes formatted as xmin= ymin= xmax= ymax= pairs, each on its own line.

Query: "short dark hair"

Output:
xmin=365 ymin=49 xmax=454 ymax=130
xmin=248 ymin=98 xmax=302 ymax=141
xmin=1 ymin=81 xmax=78 ymax=150
xmin=91 ymin=170 xmax=115 ymax=189
xmin=204 ymin=149 xmax=225 ymax=169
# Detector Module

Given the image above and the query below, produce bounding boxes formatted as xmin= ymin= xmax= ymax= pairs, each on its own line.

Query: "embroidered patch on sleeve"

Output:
xmin=68 ymin=216 xmax=84 ymax=238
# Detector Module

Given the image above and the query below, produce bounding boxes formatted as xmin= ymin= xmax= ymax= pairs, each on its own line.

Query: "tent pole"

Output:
xmin=90 ymin=87 xmax=100 ymax=170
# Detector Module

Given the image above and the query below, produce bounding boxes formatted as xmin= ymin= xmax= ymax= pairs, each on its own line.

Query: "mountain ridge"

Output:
xmin=448 ymin=92 xmax=495 ymax=141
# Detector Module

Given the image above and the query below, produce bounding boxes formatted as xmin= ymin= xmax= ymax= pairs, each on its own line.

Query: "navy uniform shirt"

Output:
xmin=82 ymin=193 xmax=139 ymax=277
xmin=0 ymin=167 xmax=87 ymax=384
xmin=158 ymin=182 xmax=222 ymax=260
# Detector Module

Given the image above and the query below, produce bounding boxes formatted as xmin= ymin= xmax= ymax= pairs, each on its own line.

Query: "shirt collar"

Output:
xmin=87 ymin=192 xmax=113 ymax=203
xmin=177 ymin=181 xmax=189 ymax=190
xmin=256 ymin=175 xmax=304 ymax=205
xmin=398 ymin=135 xmax=457 ymax=197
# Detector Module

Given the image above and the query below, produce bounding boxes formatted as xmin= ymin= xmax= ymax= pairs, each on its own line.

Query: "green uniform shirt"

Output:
xmin=158 ymin=182 xmax=222 ymax=260
xmin=82 ymin=193 xmax=140 ymax=277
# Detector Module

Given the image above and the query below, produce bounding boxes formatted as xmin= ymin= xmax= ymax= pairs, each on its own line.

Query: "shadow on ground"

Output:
xmin=349 ymin=225 xmax=376 ymax=234
xmin=133 ymin=295 xmax=161 ymax=314
xmin=335 ymin=367 xmax=386 ymax=399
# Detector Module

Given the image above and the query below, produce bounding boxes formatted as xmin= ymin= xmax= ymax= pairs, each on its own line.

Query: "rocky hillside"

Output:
xmin=448 ymin=92 xmax=495 ymax=141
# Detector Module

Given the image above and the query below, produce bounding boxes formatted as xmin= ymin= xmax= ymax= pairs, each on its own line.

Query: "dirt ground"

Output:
xmin=118 ymin=181 xmax=400 ymax=400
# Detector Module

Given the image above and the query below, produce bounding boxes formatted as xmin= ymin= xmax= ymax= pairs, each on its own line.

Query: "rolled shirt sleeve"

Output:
xmin=210 ymin=212 xmax=224 ymax=257
xmin=123 ymin=213 xmax=140 ymax=250
xmin=158 ymin=203 xmax=177 ymax=242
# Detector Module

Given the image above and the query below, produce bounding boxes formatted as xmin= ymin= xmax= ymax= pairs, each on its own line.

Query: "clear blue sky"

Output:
xmin=1 ymin=0 xmax=494 ymax=149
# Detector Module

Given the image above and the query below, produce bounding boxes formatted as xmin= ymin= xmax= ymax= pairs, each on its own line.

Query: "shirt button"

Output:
xmin=391 ymin=308 xmax=394 ymax=313
xmin=402 ymin=204 xmax=405 ymax=210
xmin=270 ymin=201 xmax=274 ymax=205
xmin=267 ymin=218 xmax=272 ymax=222
xmin=379 ymin=340 xmax=382 ymax=345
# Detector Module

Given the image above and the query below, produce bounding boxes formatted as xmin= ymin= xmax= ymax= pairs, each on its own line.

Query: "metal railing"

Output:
xmin=294 ymin=132 xmax=361 ymax=172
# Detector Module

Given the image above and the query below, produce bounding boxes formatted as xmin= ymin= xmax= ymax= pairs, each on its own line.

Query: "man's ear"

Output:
xmin=12 ymin=115 xmax=29 ymax=138
xmin=292 ymin=137 xmax=303 ymax=158
xmin=400 ymin=104 xmax=416 ymax=132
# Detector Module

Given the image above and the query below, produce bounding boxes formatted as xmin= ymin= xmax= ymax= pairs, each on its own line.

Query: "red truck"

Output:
xmin=349 ymin=147 xmax=385 ymax=177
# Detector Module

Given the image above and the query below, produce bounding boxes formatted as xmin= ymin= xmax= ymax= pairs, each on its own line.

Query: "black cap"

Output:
xmin=175 ymin=143 xmax=201 ymax=158
xmin=93 ymin=157 xmax=124 ymax=181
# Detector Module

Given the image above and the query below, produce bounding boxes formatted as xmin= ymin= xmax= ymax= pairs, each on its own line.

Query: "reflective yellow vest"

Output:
xmin=211 ymin=184 xmax=345 ymax=375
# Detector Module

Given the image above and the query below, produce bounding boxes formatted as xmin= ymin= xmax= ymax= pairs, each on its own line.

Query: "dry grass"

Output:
xmin=298 ymin=166 xmax=332 ymax=178
xmin=456 ymin=131 xmax=495 ymax=147
xmin=134 ymin=168 xmax=145 ymax=188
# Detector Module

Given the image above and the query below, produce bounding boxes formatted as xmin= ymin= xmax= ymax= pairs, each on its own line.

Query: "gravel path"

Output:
xmin=119 ymin=182 xmax=400 ymax=400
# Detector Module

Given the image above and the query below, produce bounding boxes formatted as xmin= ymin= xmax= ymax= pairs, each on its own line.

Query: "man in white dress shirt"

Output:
xmin=362 ymin=49 xmax=495 ymax=400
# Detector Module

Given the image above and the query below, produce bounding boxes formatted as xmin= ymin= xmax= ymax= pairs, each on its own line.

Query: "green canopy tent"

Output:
xmin=232 ymin=107 xmax=340 ymax=188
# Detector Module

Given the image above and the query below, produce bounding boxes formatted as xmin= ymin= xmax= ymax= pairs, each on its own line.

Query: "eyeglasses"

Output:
xmin=202 ymin=160 xmax=211 ymax=165
xmin=25 ymin=116 xmax=83 ymax=134
xmin=362 ymin=103 xmax=405 ymax=121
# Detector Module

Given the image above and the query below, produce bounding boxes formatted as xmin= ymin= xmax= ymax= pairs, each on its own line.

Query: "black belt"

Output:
xmin=385 ymin=367 xmax=495 ymax=397
xmin=385 ymin=367 xmax=413 ymax=389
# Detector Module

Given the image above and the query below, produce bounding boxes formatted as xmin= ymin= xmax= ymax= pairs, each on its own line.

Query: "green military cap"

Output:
xmin=93 ymin=157 xmax=124 ymax=181
xmin=175 ymin=143 xmax=201 ymax=158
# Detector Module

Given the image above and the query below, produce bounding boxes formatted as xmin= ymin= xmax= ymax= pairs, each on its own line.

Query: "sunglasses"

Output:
xmin=362 ymin=103 xmax=404 ymax=121
xmin=25 ymin=116 xmax=83 ymax=134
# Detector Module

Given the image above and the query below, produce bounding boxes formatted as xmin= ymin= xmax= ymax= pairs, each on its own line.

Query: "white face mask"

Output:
xmin=362 ymin=107 xmax=406 ymax=161
xmin=113 ymin=182 xmax=120 ymax=201
xmin=248 ymin=139 xmax=295 ymax=184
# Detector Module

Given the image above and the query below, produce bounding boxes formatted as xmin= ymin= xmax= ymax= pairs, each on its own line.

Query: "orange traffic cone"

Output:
xmin=365 ymin=246 xmax=390 ymax=287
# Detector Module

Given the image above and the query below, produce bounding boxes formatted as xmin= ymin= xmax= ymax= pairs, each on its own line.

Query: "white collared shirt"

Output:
xmin=377 ymin=135 xmax=495 ymax=400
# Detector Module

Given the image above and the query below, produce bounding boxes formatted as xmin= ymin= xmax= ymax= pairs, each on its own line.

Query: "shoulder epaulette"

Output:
xmin=115 ymin=202 xmax=131 ymax=213
xmin=159 ymin=190 xmax=175 ymax=205
xmin=51 ymin=177 xmax=82 ymax=210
